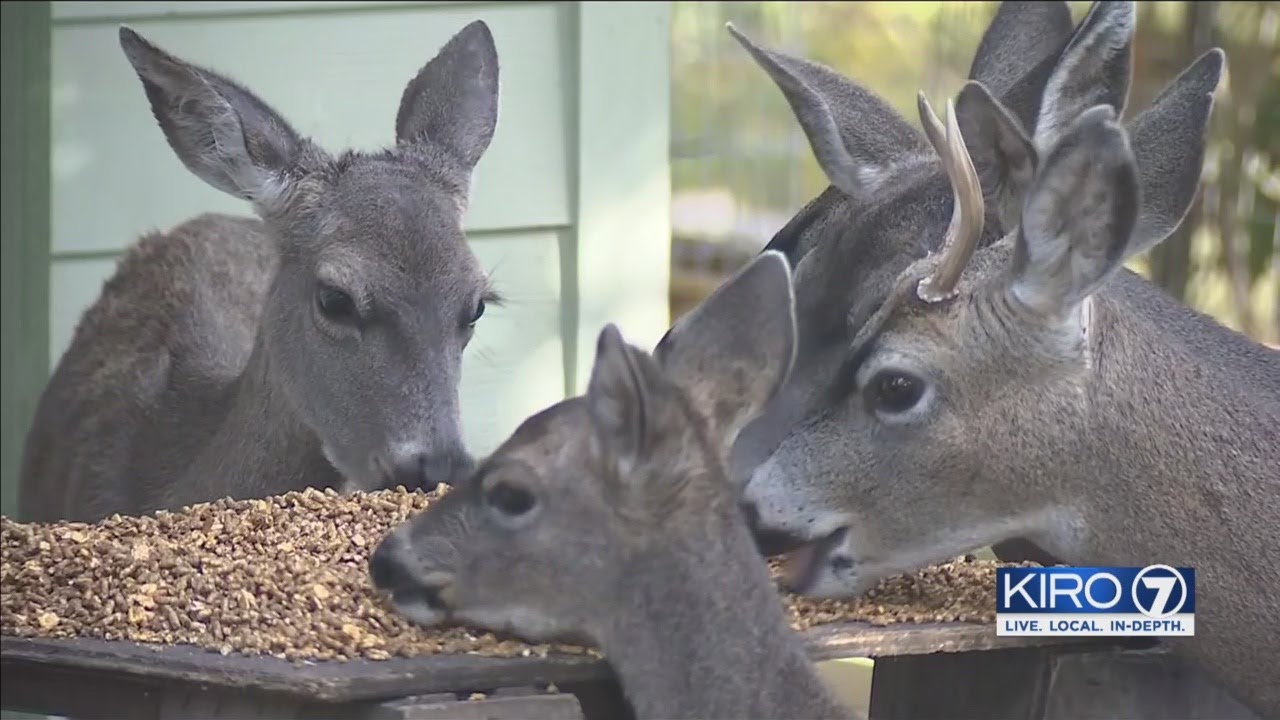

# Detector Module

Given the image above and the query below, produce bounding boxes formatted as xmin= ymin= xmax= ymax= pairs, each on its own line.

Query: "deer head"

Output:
xmin=738 ymin=18 xmax=1226 ymax=598
xmin=724 ymin=1 xmax=1103 ymax=487
xmin=118 ymin=22 xmax=502 ymax=491
xmin=725 ymin=1 xmax=1208 ymax=541
xmin=369 ymin=251 xmax=796 ymax=646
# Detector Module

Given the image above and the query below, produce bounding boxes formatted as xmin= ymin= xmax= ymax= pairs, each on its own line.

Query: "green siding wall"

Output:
xmin=36 ymin=0 xmax=671 ymax=471
xmin=1 ymin=3 xmax=52 ymax=519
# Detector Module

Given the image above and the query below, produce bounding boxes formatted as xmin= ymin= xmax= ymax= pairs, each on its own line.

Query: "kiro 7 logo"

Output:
xmin=1131 ymin=564 xmax=1190 ymax=618
xmin=995 ymin=565 xmax=1196 ymax=638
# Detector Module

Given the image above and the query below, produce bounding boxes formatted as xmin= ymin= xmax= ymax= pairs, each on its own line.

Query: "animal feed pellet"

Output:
xmin=2 ymin=486 xmax=1023 ymax=662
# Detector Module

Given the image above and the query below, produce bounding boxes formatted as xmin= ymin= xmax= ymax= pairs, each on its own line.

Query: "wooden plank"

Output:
xmin=0 ymin=622 xmax=1118 ymax=706
xmin=1 ymin=659 xmax=608 ymax=720
xmin=0 ymin=0 xmax=52 ymax=519
xmin=1 ymin=635 xmax=610 ymax=704
xmin=1 ymin=658 xmax=166 ymax=720
xmin=804 ymin=621 xmax=1104 ymax=662
xmin=358 ymin=692 xmax=585 ymax=720
xmin=50 ymin=2 xmax=571 ymax=255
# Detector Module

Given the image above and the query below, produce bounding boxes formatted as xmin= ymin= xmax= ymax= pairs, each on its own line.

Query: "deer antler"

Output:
xmin=916 ymin=92 xmax=985 ymax=303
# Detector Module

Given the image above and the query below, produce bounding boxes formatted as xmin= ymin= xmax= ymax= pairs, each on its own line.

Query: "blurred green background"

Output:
xmin=669 ymin=1 xmax=1279 ymax=349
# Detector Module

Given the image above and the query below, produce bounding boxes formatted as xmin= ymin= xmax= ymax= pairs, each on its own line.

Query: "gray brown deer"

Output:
xmin=727 ymin=1 xmax=1233 ymax=564
xmin=370 ymin=252 xmax=858 ymax=720
xmin=726 ymin=0 xmax=1112 ymax=567
xmin=20 ymin=22 xmax=502 ymax=522
xmin=730 ymin=5 xmax=1280 ymax=717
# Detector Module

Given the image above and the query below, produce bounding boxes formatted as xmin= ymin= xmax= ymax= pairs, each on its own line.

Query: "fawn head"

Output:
xmin=739 ymin=10 xmax=1225 ymax=597
xmin=369 ymin=252 xmax=797 ymax=644
xmin=119 ymin=22 xmax=502 ymax=491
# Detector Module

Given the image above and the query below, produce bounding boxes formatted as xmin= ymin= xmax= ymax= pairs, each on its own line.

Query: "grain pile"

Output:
xmin=781 ymin=558 xmax=1008 ymax=630
xmin=2 ymin=485 xmax=1013 ymax=663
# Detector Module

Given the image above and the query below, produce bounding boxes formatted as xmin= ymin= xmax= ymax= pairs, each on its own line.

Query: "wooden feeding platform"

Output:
xmin=0 ymin=488 xmax=1256 ymax=719
xmin=5 ymin=621 xmax=1249 ymax=720
xmin=0 ymin=622 xmax=1088 ymax=718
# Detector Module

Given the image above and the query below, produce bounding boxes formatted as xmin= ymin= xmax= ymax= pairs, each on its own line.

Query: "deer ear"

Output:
xmin=956 ymin=81 xmax=1038 ymax=230
xmin=586 ymin=324 xmax=651 ymax=477
xmin=1010 ymin=106 xmax=1140 ymax=318
xmin=119 ymin=26 xmax=314 ymax=208
xmin=396 ymin=20 xmax=500 ymax=176
xmin=653 ymin=251 xmax=797 ymax=456
xmin=969 ymin=1 xmax=1074 ymax=103
xmin=1035 ymin=1 xmax=1135 ymax=157
xmin=726 ymin=24 xmax=926 ymax=199
xmin=1125 ymin=49 xmax=1224 ymax=255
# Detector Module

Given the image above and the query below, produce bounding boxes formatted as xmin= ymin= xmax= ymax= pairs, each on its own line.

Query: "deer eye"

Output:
xmin=470 ymin=299 xmax=486 ymax=327
xmin=316 ymin=284 xmax=357 ymax=323
xmin=484 ymin=481 xmax=536 ymax=518
xmin=868 ymin=371 xmax=926 ymax=415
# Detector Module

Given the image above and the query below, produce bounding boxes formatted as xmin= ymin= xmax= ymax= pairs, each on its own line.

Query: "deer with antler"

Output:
xmin=731 ymin=4 xmax=1280 ymax=716
xmin=726 ymin=0 xmax=1140 ymax=568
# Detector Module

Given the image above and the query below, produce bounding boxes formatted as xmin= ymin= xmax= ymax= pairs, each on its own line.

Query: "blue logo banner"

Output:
xmin=997 ymin=566 xmax=1195 ymax=615
xmin=995 ymin=565 xmax=1196 ymax=638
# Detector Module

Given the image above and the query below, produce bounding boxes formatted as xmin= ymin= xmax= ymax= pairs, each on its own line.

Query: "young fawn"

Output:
xmin=21 ymin=22 xmax=501 ymax=522
xmin=370 ymin=252 xmax=856 ymax=720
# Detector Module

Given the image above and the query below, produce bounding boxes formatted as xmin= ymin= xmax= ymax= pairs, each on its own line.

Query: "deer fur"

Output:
xmin=19 ymin=22 xmax=502 ymax=522
xmin=734 ymin=5 xmax=1280 ymax=716
xmin=370 ymin=253 xmax=857 ymax=720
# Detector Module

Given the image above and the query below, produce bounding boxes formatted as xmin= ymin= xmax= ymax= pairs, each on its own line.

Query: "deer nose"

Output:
xmin=740 ymin=500 xmax=808 ymax=557
xmin=368 ymin=539 xmax=450 ymax=611
xmin=389 ymin=448 xmax=472 ymax=491
xmin=389 ymin=455 xmax=431 ymax=491
xmin=424 ymin=448 xmax=474 ymax=487
xmin=368 ymin=539 xmax=410 ymax=591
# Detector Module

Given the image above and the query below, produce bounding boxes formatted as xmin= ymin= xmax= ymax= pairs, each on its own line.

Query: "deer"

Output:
xmin=733 ymin=11 xmax=1280 ymax=719
xmin=19 ymin=21 xmax=502 ymax=523
xmin=726 ymin=0 xmax=1115 ymax=568
xmin=369 ymin=252 xmax=859 ymax=720
xmin=726 ymin=0 xmax=1244 ymax=568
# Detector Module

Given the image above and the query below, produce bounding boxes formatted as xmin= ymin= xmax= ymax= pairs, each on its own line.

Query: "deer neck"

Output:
xmin=597 ymin=512 xmax=850 ymax=720
xmin=1040 ymin=276 xmax=1280 ymax=717
xmin=184 ymin=337 xmax=338 ymax=503
xmin=1063 ymin=277 xmax=1280 ymax=566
